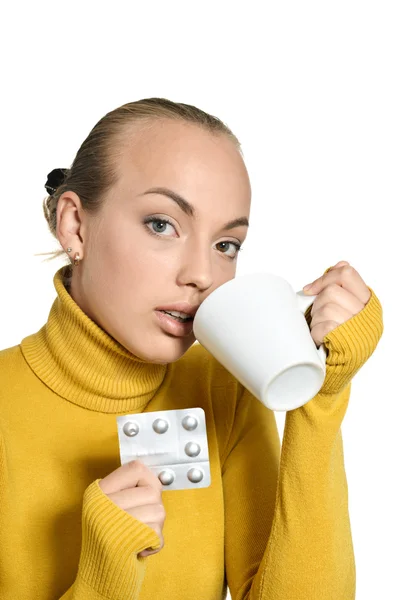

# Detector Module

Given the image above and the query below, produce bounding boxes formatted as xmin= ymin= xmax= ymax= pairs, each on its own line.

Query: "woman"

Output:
xmin=0 ymin=97 xmax=383 ymax=599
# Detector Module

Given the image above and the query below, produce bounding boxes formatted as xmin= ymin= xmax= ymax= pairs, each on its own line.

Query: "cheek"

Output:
xmin=93 ymin=227 xmax=177 ymax=296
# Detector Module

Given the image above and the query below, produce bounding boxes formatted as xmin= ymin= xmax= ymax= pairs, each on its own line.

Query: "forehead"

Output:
xmin=114 ymin=119 xmax=251 ymax=210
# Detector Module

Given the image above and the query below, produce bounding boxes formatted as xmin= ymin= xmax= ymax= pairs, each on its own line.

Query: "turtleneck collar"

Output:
xmin=20 ymin=265 xmax=168 ymax=413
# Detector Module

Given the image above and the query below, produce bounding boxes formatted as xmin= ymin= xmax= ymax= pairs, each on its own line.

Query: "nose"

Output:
xmin=176 ymin=240 xmax=214 ymax=291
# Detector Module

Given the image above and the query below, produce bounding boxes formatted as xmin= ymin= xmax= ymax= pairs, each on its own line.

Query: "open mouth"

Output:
xmin=159 ymin=310 xmax=194 ymax=323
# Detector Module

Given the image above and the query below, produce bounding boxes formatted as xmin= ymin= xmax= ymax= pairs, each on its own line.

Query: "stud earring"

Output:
xmin=67 ymin=247 xmax=72 ymax=253
xmin=73 ymin=252 xmax=81 ymax=266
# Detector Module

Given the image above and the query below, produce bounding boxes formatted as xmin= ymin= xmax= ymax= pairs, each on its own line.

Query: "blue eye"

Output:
xmin=144 ymin=217 xmax=176 ymax=236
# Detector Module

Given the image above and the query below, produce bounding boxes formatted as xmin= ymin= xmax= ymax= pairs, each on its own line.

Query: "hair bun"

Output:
xmin=45 ymin=168 xmax=69 ymax=195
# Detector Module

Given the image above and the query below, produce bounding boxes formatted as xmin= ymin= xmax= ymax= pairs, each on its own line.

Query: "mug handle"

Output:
xmin=295 ymin=290 xmax=327 ymax=366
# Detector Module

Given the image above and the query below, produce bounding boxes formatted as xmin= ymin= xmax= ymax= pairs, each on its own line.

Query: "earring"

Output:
xmin=73 ymin=252 xmax=81 ymax=266
xmin=67 ymin=247 xmax=72 ymax=253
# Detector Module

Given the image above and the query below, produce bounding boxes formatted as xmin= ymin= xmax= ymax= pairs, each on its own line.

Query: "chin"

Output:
xmin=124 ymin=334 xmax=196 ymax=364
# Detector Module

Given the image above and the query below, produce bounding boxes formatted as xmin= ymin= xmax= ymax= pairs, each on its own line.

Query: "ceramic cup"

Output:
xmin=193 ymin=272 xmax=327 ymax=412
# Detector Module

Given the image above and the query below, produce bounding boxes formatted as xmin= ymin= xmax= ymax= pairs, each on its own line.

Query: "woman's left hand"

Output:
xmin=303 ymin=261 xmax=372 ymax=348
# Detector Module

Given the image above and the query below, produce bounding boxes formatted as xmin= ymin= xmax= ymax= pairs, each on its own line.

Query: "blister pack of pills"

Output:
xmin=116 ymin=407 xmax=211 ymax=491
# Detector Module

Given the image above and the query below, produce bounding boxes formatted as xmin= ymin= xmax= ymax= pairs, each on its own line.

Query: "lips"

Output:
xmin=155 ymin=302 xmax=200 ymax=318
xmin=158 ymin=310 xmax=193 ymax=321
xmin=154 ymin=309 xmax=195 ymax=337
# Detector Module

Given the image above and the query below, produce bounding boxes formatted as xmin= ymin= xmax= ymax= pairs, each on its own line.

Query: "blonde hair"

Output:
xmin=39 ymin=97 xmax=242 ymax=263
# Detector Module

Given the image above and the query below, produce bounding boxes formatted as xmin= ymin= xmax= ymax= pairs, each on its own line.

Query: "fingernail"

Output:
xmin=303 ymin=283 xmax=313 ymax=291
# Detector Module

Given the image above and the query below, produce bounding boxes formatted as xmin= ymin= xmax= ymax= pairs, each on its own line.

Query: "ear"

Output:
xmin=56 ymin=191 xmax=87 ymax=258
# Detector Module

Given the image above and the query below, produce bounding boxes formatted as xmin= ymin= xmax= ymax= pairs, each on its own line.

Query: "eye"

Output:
xmin=143 ymin=217 xmax=243 ymax=259
xmin=144 ymin=217 xmax=177 ymax=237
xmin=215 ymin=241 xmax=242 ymax=259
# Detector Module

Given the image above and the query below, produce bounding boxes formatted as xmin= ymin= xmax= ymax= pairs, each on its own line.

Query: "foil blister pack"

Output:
xmin=116 ymin=407 xmax=211 ymax=491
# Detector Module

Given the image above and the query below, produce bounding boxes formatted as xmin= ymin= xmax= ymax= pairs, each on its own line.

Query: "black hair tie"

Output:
xmin=45 ymin=168 xmax=69 ymax=195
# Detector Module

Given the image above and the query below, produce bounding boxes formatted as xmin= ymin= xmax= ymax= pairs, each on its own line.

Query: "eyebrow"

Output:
xmin=140 ymin=187 xmax=249 ymax=231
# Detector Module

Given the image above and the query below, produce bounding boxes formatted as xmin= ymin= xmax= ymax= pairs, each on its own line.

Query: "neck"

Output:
xmin=20 ymin=265 xmax=168 ymax=413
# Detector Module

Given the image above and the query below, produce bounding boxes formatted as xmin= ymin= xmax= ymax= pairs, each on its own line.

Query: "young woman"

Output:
xmin=0 ymin=98 xmax=383 ymax=599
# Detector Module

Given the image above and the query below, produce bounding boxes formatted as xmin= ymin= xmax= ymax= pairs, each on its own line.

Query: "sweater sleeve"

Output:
xmin=224 ymin=286 xmax=383 ymax=600
xmin=58 ymin=480 xmax=162 ymax=600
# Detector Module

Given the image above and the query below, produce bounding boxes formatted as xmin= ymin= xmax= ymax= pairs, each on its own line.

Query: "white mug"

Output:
xmin=193 ymin=272 xmax=327 ymax=412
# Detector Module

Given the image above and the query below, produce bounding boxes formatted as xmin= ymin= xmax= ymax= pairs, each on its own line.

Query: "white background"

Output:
xmin=0 ymin=1 xmax=397 ymax=598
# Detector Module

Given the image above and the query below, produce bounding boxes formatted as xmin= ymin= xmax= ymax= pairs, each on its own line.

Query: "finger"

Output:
xmin=305 ymin=261 xmax=350 ymax=289
xmin=126 ymin=503 xmax=166 ymax=526
xmin=310 ymin=303 xmax=354 ymax=330
xmin=310 ymin=320 xmax=341 ymax=347
xmin=331 ymin=260 xmax=350 ymax=268
xmin=303 ymin=264 xmax=370 ymax=304
xmin=138 ymin=548 xmax=160 ymax=558
xmin=107 ymin=485 xmax=162 ymax=510
xmin=310 ymin=284 xmax=365 ymax=318
xmin=303 ymin=262 xmax=347 ymax=291
xmin=138 ymin=535 xmax=165 ymax=558
xmin=99 ymin=460 xmax=163 ymax=495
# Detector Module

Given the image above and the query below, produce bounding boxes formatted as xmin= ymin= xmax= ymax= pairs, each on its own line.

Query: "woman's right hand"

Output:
xmin=99 ymin=460 xmax=166 ymax=558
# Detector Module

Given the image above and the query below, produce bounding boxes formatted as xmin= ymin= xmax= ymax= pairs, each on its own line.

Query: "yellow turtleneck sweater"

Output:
xmin=0 ymin=266 xmax=383 ymax=600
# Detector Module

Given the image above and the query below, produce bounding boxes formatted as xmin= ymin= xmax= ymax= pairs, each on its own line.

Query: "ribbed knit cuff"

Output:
xmin=76 ymin=479 xmax=161 ymax=599
xmin=314 ymin=286 xmax=383 ymax=395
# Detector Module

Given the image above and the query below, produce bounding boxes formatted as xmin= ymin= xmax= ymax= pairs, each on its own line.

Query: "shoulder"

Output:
xmin=0 ymin=343 xmax=25 ymax=369
xmin=0 ymin=344 xmax=28 ymax=395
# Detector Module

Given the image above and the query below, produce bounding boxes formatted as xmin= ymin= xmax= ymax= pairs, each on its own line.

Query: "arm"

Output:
xmin=58 ymin=480 xmax=161 ymax=600
xmin=0 ymin=412 xmax=161 ymax=599
xmin=224 ymin=286 xmax=383 ymax=600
